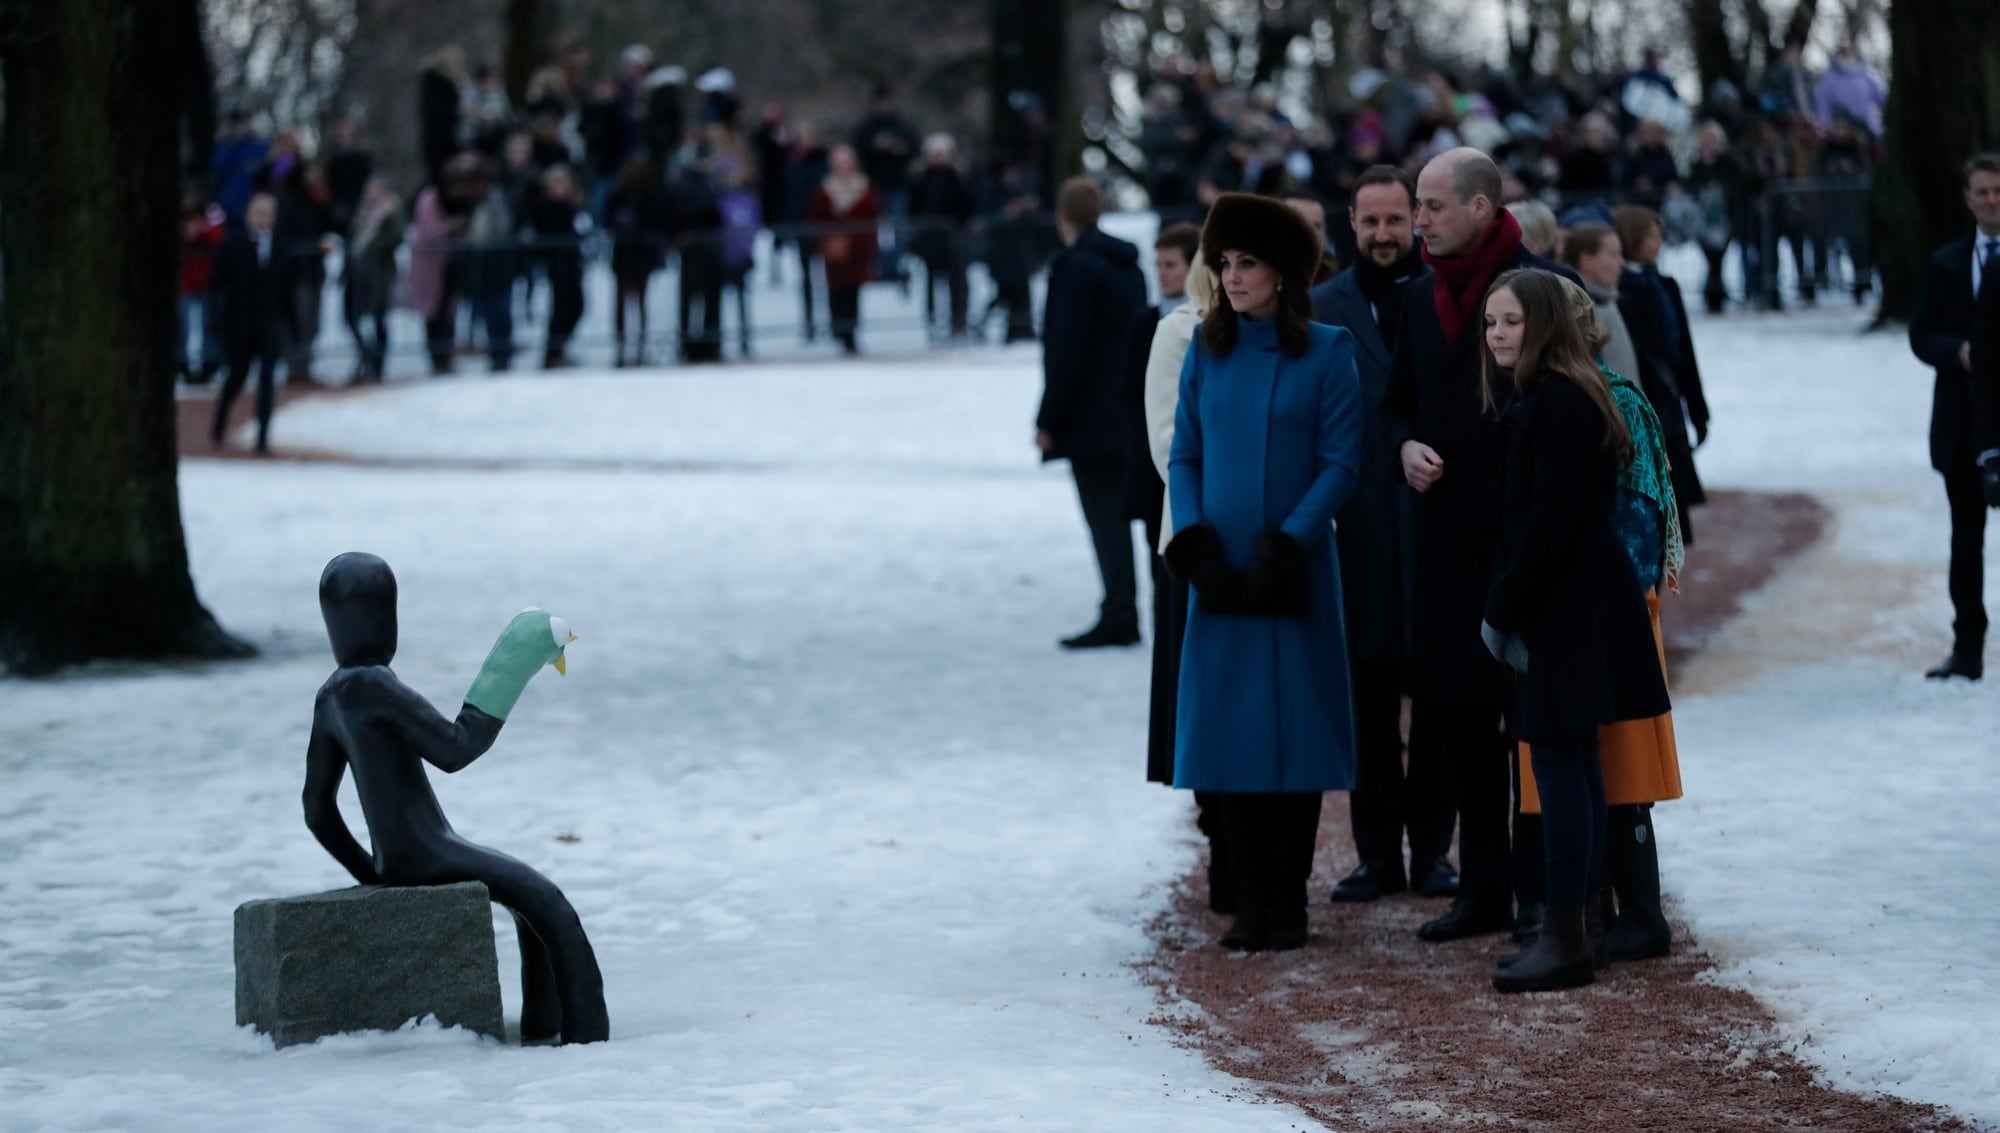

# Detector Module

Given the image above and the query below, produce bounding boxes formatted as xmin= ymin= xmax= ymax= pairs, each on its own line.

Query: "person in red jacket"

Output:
xmin=807 ymin=145 xmax=880 ymax=355
xmin=179 ymin=183 xmax=227 ymax=385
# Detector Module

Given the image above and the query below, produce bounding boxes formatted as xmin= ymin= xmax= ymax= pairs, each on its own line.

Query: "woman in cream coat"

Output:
xmin=1142 ymin=254 xmax=1227 ymax=909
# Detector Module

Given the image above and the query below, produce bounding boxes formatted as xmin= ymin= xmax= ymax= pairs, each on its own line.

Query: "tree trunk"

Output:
xmin=991 ymin=0 xmax=1068 ymax=181
xmin=503 ymin=0 xmax=556 ymax=105
xmin=1685 ymin=0 xmax=1738 ymax=103
xmin=0 ymin=0 xmax=255 ymax=675
xmin=1872 ymin=0 xmax=2000 ymax=322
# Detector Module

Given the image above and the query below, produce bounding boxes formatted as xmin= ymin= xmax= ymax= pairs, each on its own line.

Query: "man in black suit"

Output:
xmin=1310 ymin=165 xmax=1457 ymax=904
xmin=209 ymin=192 xmax=284 ymax=455
xmin=1383 ymin=149 xmax=1574 ymax=942
xmin=1037 ymin=177 xmax=1151 ymax=649
xmin=1908 ymin=153 xmax=2000 ymax=681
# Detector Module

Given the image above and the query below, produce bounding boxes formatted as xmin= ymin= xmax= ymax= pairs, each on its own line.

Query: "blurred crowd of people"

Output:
xmin=1137 ymin=35 xmax=1884 ymax=313
xmin=182 ymin=34 xmax=1885 ymax=453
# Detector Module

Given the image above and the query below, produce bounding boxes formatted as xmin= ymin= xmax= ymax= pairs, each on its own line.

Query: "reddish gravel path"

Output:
xmin=1141 ymin=491 xmax=1974 ymax=1132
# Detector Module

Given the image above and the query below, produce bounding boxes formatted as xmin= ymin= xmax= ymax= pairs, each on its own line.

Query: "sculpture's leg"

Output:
xmin=451 ymin=847 xmax=609 ymax=1044
xmin=513 ymin=911 xmax=561 ymax=1043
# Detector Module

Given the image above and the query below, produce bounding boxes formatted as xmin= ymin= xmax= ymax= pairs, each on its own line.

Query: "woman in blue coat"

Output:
xmin=1164 ymin=193 xmax=1364 ymax=953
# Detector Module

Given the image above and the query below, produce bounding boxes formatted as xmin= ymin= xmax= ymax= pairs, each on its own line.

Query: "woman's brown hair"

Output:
xmin=1612 ymin=205 xmax=1665 ymax=267
xmin=1479 ymin=269 xmax=1634 ymax=468
xmin=1200 ymin=255 xmax=1313 ymax=359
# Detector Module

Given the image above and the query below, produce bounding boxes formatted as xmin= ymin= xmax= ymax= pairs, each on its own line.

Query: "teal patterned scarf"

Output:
xmin=1603 ymin=362 xmax=1684 ymax=590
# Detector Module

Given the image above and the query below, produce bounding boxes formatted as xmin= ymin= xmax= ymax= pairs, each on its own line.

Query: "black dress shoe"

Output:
xmin=1260 ymin=912 xmax=1309 ymax=952
xmin=1412 ymin=857 xmax=1461 ymax=898
xmin=1511 ymin=900 xmax=1546 ymax=944
xmin=1329 ymin=860 xmax=1407 ymax=903
xmin=1219 ymin=911 xmax=1267 ymax=951
xmin=1416 ymin=896 xmax=1514 ymax=943
xmin=1925 ymin=653 xmax=1983 ymax=681
xmin=1059 ymin=621 xmax=1141 ymax=650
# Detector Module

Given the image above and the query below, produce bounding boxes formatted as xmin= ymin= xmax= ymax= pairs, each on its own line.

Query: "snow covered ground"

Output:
xmin=7 ymin=283 xmax=1999 ymax=1129
xmin=1657 ymin=304 xmax=2000 ymax=1127
xmin=2 ymin=345 xmax=1308 ymax=1130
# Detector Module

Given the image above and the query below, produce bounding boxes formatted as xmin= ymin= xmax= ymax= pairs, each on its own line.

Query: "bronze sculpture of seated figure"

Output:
xmin=305 ymin=552 xmax=608 ymax=1044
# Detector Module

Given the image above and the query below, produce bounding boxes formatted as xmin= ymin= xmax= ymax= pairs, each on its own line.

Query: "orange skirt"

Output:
xmin=1519 ymin=591 xmax=1682 ymax=813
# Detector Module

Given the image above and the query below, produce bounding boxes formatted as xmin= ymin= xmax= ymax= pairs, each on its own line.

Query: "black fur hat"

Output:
xmin=1199 ymin=193 xmax=1324 ymax=293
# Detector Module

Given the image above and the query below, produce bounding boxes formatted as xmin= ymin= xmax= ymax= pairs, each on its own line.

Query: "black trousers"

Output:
xmin=679 ymin=249 xmax=725 ymax=362
xmin=828 ymin=287 xmax=862 ymax=352
xmin=213 ymin=339 xmax=280 ymax=450
xmin=545 ymin=264 xmax=585 ymax=355
xmin=1069 ymin=456 xmax=1138 ymax=628
xmin=1218 ymin=791 xmax=1321 ymax=924
xmin=922 ymin=246 xmax=970 ymax=334
xmin=1411 ymin=697 xmax=1510 ymax=908
xmin=1528 ymin=729 xmax=1607 ymax=908
xmin=1147 ymin=563 xmax=1187 ymax=784
xmin=1944 ymin=462 xmax=1989 ymax=657
xmin=343 ymin=284 xmax=390 ymax=379
xmin=1346 ymin=661 xmax=1452 ymax=871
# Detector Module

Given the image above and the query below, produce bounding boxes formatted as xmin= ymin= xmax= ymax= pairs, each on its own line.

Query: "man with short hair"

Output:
xmin=1283 ymin=191 xmax=1339 ymax=285
xmin=1038 ymin=177 xmax=1150 ymax=649
xmin=1383 ymin=149 xmax=1572 ymax=942
xmin=1908 ymin=153 xmax=2000 ymax=681
xmin=1311 ymin=166 xmax=1457 ymax=904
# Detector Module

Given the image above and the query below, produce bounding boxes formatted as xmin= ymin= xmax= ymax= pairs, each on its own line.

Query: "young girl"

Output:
xmin=1476 ymin=268 xmax=1670 ymax=992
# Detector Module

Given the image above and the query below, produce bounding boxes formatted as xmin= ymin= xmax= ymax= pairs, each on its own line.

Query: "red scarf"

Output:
xmin=1424 ymin=210 xmax=1523 ymax=346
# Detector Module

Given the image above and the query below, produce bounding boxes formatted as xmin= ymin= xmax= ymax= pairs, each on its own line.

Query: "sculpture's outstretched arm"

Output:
xmin=359 ymin=670 xmax=507 ymax=774
xmin=303 ymin=712 xmax=381 ymax=884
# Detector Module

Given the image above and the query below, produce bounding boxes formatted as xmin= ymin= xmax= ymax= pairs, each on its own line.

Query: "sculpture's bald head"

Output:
xmin=1414 ymin=147 xmax=1503 ymax=258
xmin=320 ymin=552 xmax=398 ymax=667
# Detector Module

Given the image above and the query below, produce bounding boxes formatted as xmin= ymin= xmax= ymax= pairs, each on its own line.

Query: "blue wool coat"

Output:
xmin=1168 ymin=316 xmax=1364 ymax=793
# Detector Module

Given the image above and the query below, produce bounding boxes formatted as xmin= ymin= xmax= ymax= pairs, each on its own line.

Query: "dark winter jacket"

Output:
xmin=1382 ymin=243 xmax=1572 ymax=703
xmin=1313 ymin=264 xmax=1423 ymax=662
xmin=1617 ymin=270 xmax=1708 ymax=517
xmin=852 ymin=112 xmax=918 ymax=194
xmin=907 ymin=165 xmax=976 ymax=265
xmin=419 ymin=69 xmax=461 ymax=181
xmin=210 ymin=230 xmax=283 ymax=357
xmin=1486 ymin=375 xmax=1670 ymax=742
xmin=1910 ymin=235 xmax=1985 ymax=471
xmin=1037 ymin=228 xmax=1150 ymax=462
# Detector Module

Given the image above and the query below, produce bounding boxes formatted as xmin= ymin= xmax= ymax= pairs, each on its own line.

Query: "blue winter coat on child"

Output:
xmin=1168 ymin=316 xmax=1364 ymax=792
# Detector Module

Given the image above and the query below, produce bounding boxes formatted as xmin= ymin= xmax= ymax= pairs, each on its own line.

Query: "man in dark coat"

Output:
xmin=208 ymin=192 xmax=284 ymax=454
xmin=1038 ymin=177 xmax=1150 ymax=649
xmin=1383 ymin=148 xmax=1573 ymax=942
xmin=1909 ymin=152 xmax=2000 ymax=681
xmin=1311 ymin=165 xmax=1457 ymax=905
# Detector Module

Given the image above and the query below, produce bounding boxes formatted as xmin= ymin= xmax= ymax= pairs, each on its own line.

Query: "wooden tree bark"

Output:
xmin=0 ymin=0 xmax=254 ymax=675
xmin=1873 ymin=0 xmax=2000 ymax=322
xmin=503 ymin=0 xmax=557 ymax=104
xmin=1684 ymin=0 xmax=1739 ymax=103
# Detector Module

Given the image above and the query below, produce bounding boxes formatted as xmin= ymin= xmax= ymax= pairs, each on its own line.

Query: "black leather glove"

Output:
xmin=1981 ymin=455 xmax=2000 ymax=510
xmin=1163 ymin=524 xmax=1248 ymax=614
xmin=1241 ymin=529 xmax=1312 ymax=618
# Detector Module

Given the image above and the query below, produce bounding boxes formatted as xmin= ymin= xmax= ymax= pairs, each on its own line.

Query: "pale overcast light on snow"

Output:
xmin=3 ymin=289 xmax=1998 ymax=1129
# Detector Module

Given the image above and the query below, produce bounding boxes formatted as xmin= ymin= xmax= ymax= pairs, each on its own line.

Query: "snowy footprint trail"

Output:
xmin=0 ymin=352 xmax=1308 ymax=1131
